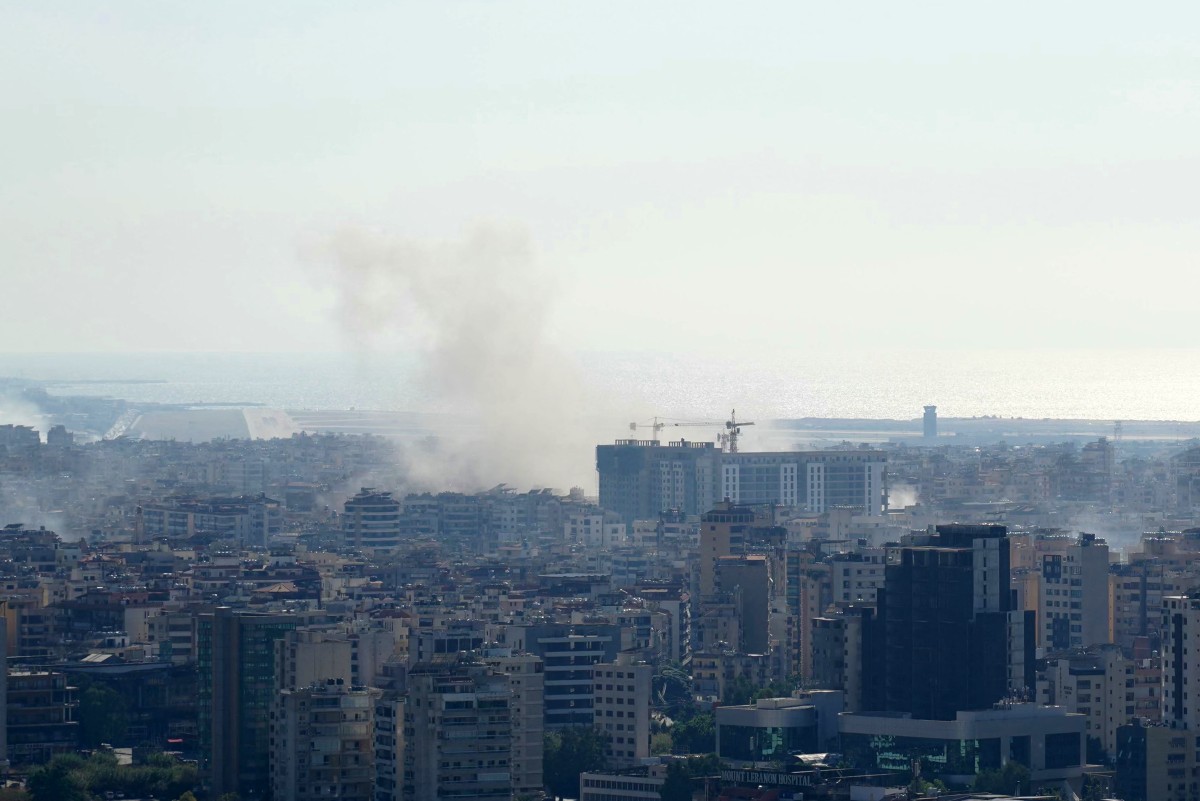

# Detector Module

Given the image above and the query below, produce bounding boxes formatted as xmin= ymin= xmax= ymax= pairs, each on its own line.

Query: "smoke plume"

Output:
xmin=0 ymin=388 xmax=46 ymax=441
xmin=889 ymin=482 xmax=918 ymax=510
xmin=319 ymin=224 xmax=612 ymax=492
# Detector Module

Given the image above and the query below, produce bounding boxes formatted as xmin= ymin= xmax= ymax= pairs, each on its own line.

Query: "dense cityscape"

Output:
xmin=1 ymin=390 xmax=1200 ymax=801
xmin=4 ymin=5 xmax=1198 ymax=801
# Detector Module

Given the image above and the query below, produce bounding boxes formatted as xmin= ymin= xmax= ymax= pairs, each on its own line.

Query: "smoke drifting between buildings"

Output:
xmin=0 ymin=391 xmax=45 ymax=441
xmin=320 ymin=225 xmax=613 ymax=493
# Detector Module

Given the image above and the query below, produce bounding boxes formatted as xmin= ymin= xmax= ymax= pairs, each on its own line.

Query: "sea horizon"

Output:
xmin=2 ymin=348 xmax=1200 ymax=425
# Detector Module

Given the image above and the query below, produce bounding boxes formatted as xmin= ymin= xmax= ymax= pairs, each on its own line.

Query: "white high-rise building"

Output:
xmin=1036 ymin=533 xmax=1111 ymax=651
xmin=1163 ymin=595 xmax=1200 ymax=729
xmin=275 ymin=627 xmax=353 ymax=690
xmin=404 ymin=660 xmax=514 ymax=801
xmin=373 ymin=693 xmax=405 ymax=801
xmin=271 ymin=681 xmax=377 ymax=801
xmin=0 ymin=619 xmax=7 ymax=771
xmin=592 ymin=653 xmax=652 ymax=768
xmin=565 ymin=511 xmax=626 ymax=549
xmin=484 ymin=649 xmax=545 ymax=798
xmin=597 ymin=441 xmax=888 ymax=523
xmin=1039 ymin=644 xmax=1135 ymax=760
xmin=343 ymin=488 xmax=402 ymax=553
xmin=829 ymin=550 xmax=886 ymax=605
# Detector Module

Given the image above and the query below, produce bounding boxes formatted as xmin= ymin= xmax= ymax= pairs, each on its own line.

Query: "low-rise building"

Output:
xmin=1038 ymin=645 xmax=1135 ymax=760
xmin=7 ymin=670 xmax=79 ymax=765
xmin=839 ymin=704 xmax=1087 ymax=789
xmin=716 ymin=692 xmax=843 ymax=766
xmin=580 ymin=768 xmax=665 ymax=801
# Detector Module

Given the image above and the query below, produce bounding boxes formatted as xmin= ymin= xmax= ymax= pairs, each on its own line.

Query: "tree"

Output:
xmin=655 ymin=664 xmax=693 ymax=716
xmin=682 ymin=752 xmax=723 ymax=778
xmin=751 ymin=677 xmax=800 ymax=703
xmin=26 ymin=760 xmax=88 ymax=801
xmin=671 ymin=712 xmax=715 ymax=754
xmin=973 ymin=761 xmax=1030 ymax=795
xmin=26 ymin=750 xmax=199 ymax=801
xmin=544 ymin=727 xmax=609 ymax=799
xmin=721 ymin=676 xmax=756 ymax=706
xmin=78 ymin=683 xmax=130 ymax=747
xmin=908 ymin=776 xmax=948 ymax=796
xmin=1081 ymin=775 xmax=1109 ymax=801
xmin=659 ymin=762 xmax=693 ymax=801
xmin=651 ymin=732 xmax=673 ymax=755
xmin=721 ymin=676 xmax=798 ymax=707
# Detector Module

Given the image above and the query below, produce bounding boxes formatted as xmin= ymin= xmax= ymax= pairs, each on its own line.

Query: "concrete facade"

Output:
xmin=592 ymin=653 xmax=652 ymax=768
xmin=271 ymin=682 xmax=377 ymax=801
xmin=404 ymin=660 xmax=514 ymax=801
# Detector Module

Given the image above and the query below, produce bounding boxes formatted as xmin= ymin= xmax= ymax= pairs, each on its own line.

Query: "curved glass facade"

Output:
xmin=842 ymin=732 xmax=1001 ymax=778
xmin=719 ymin=723 xmax=817 ymax=763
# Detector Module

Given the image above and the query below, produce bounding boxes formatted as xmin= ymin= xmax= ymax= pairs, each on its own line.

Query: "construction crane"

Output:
xmin=722 ymin=409 xmax=755 ymax=454
xmin=628 ymin=417 xmax=665 ymax=441
xmin=628 ymin=410 xmax=755 ymax=453
xmin=628 ymin=417 xmax=723 ymax=444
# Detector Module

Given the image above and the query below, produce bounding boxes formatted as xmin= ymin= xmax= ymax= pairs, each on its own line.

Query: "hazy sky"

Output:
xmin=3 ymin=2 xmax=1198 ymax=354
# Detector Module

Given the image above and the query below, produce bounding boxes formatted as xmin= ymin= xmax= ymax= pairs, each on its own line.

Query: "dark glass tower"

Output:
xmin=875 ymin=524 xmax=1032 ymax=720
xmin=198 ymin=607 xmax=301 ymax=798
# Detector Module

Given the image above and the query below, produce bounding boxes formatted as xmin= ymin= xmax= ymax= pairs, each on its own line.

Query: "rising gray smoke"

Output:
xmin=318 ymin=225 xmax=616 ymax=493
xmin=888 ymin=482 xmax=919 ymax=510
xmin=1063 ymin=509 xmax=1147 ymax=556
xmin=0 ymin=389 xmax=46 ymax=440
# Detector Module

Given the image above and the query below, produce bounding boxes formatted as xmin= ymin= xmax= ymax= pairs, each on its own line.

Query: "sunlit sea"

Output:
xmin=1 ymin=349 xmax=1199 ymax=423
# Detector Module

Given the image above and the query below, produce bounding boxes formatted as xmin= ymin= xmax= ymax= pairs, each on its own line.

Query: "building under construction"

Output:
xmin=595 ymin=438 xmax=887 ymax=523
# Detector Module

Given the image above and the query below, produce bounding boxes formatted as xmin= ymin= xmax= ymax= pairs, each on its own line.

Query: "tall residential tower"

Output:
xmin=597 ymin=440 xmax=886 ymax=522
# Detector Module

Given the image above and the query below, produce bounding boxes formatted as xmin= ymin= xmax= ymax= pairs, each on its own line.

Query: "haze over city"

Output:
xmin=3 ymin=2 xmax=1199 ymax=356
xmin=2 ymin=5 xmax=1200 ymax=801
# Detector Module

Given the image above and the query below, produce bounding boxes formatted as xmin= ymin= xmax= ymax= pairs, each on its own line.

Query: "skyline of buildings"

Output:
xmin=597 ymin=439 xmax=888 ymax=523
xmin=1 ymin=409 xmax=1200 ymax=799
xmin=3 ymin=4 xmax=1196 ymax=800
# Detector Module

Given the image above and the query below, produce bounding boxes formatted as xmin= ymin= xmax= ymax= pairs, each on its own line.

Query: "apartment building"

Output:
xmin=271 ymin=681 xmax=377 ymax=801
xmin=592 ymin=653 xmax=652 ymax=768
